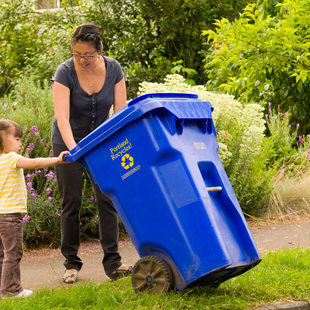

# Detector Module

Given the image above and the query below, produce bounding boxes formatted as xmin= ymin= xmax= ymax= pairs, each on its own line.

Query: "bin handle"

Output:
xmin=63 ymin=154 xmax=75 ymax=162
xmin=207 ymin=186 xmax=222 ymax=192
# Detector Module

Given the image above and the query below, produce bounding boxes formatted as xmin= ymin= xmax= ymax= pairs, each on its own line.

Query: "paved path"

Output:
xmin=20 ymin=220 xmax=310 ymax=291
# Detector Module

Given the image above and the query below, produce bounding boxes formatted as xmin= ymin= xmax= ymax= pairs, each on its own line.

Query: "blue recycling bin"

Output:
xmin=65 ymin=93 xmax=261 ymax=292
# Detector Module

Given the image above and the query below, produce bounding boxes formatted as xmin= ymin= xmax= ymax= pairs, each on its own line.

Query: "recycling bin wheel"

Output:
xmin=131 ymin=256 xmax=173 ymax=293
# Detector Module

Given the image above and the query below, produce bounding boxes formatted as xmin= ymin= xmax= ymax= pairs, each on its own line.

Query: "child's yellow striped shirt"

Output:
xmin=0 ymin=152 xmax=27 ymax=213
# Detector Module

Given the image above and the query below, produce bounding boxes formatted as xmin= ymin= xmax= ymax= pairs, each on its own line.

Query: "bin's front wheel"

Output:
xmin=131 ymin=256 xmax=173 ymax=293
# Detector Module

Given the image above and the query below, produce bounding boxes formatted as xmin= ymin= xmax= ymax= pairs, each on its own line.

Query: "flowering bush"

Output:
xmin=19 ymin=125 xmax=61 ymax=247
xmin=137 ymin=74 xmax=310 ymax=214
xmin=137 ymin=74 xmax=270 ymax=212
xmin=21 ymin=129 xmax=102 ymax=246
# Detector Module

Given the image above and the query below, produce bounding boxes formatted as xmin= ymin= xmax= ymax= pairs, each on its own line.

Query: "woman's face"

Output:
xmin=72 ymin=41 xmax=100 ymax=70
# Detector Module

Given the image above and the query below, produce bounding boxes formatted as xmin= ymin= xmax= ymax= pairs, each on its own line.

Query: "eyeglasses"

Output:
xmin=72 ymin=53 xmax=96 ymax=60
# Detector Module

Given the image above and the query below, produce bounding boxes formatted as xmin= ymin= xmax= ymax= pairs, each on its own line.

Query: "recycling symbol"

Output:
xmin=121 ymin=153 xmax=134 ymax=170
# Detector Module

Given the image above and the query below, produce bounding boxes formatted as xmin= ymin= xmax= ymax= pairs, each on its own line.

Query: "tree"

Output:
xmin=203 ymin=0 xmax=310 ymax=133
xmin=81 ymin=0 xmax=253 ymax=96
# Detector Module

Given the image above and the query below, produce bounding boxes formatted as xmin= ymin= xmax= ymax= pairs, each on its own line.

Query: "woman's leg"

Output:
xmin=53 ymin=143 xmax=84 ymax=271
xmin=89 ymin=176 xmax=122 ymax=275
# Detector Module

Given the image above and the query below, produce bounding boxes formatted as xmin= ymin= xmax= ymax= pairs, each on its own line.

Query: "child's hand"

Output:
xmin=58 ymin=151 xmax=71 ymax=164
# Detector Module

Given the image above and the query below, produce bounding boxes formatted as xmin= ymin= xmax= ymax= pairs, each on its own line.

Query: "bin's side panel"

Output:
xmin=148 ymin=111 xmax=261 ymax=284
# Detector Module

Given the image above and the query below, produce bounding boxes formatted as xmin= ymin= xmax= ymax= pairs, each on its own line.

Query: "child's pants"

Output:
xmin=0 ymin=213 xmax=23 ymax=296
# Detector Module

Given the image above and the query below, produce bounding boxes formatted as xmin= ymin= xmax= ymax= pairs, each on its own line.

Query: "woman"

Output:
xmin=52 ymin=23 xmax=131 ymax=283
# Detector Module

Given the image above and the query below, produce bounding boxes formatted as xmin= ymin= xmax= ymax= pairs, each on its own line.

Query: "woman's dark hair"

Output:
xmin=71 ymin=23 xmax=103 ymax=52
xmin=0 ymin=119 xmax=23 ymax=153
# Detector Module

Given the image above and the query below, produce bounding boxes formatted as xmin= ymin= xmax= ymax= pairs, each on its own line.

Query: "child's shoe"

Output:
xmin=14 ymin=289 xmax=33 ymax=298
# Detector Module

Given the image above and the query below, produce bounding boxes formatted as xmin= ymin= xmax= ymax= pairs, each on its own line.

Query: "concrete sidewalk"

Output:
xmin=21 ymin=237 xmax=139 ymax=290
xmin=21 ymin=220 xmax=310 ymax=291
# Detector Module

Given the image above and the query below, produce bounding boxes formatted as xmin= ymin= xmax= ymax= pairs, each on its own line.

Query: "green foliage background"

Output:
xmin=1 ymin=0 xmax=310 ymax=245
xmin=0 ymin=0 xmax=253 ymax=98
xmin=204 ymin=0 xmax=310 ymax=134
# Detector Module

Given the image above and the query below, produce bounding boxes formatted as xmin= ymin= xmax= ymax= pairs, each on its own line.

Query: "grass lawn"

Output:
xmin=1 ymin=247 xmax=309 ymax=309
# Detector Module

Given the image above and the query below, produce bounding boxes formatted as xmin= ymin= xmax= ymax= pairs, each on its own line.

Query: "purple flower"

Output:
xmin=22 ymin=214 xmax=30 ymax=223
xmin=46 ymin=188 xmax=52 ymax=195
xmin=297 ymin=136 xmax=304 ymax=147
xmin=26 ymin=174 xmax=32 ymax=180
xmin=26 ymin=182 xmax=32 ymax=190
xmin=26 ymin=143 xmax=35 ymax=151
xmin=30 ymin=192 xmax=37 ymax=200
xmin=34 ymin=132 xmax=39 ymax=136
xmin=40 ymin=139 xmax=45 ymax=146
xmin=296 ymin=123 xmax=300 ymax=131
xmin=89 ymin=195 xmax=94 ymax=203
xmin=48 ymin=196 xmax=53 ymax=202
xmin=45 ymin=171 xmax=55 ymax=179
xmin=30 ymin=126 xmax=38 ymax=133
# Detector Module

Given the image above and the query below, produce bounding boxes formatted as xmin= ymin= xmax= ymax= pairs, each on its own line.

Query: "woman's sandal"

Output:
xmin=108 ymin=265 xmax=133 ymax=281
xmin=63 ymin=271 xmax=78 ymax=284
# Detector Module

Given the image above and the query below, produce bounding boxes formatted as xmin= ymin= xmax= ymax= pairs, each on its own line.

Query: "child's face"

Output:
xmin=2 ymin=128 xmax=22 ymax=154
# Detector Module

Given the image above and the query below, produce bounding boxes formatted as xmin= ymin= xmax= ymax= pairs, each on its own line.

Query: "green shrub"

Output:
xmin=203 ymin=0 xmax=310 ymax=134
xmin=3 ymin=76 xmax=55 ymax=155
xmin=0 ymin=75 xmax=104 ymax=246
xmin=23 ymin=193 xmax=61 ymax=248
xmin=0 ymin=0 xmax=75 ymax=96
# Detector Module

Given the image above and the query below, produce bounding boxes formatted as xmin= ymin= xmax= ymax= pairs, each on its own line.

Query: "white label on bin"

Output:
xmin=193 ymin=142 xmax=206 ymax=150
xmin=110 ymin=138 xmax=133 ymax=160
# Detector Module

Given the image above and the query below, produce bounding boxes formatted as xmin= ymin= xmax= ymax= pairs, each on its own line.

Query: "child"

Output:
xmin=0 ymin=119 xmax=69 ymax=298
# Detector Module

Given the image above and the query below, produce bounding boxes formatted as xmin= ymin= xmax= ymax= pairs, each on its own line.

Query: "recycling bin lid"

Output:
xmin=69 ymin=93 xmax=213 ymax=161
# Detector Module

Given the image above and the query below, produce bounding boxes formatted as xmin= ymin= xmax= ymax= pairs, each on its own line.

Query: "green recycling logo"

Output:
xmin=121 ymin=153 xmax=134 ymax=170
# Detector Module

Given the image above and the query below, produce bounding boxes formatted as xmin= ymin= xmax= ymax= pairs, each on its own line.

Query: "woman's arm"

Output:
xmin=53 ymin=81 xmax=77 ymax=150
xmin=113 ymin=77 xmax=127 ymax=113
xmin=16 ymin=151 xmax=69 ymax=169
